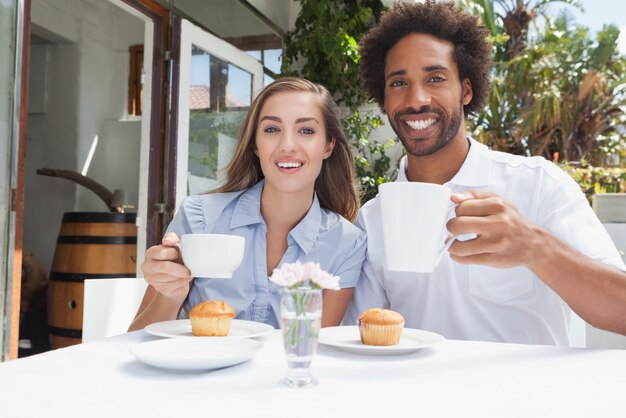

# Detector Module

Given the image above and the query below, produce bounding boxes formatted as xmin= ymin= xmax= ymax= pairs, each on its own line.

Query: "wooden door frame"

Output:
xmin=6 ymin=0 xmax=31 ymax=361
xmin=121 ymin=0 xmax=171 ymax=249
xmin=165 ymin=15 xmax=181 ymax=223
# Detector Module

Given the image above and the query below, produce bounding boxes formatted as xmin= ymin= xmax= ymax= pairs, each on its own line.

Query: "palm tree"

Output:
xmin=518 ymin=20 xmax=625 ymax=162
xmin=461 ymin=0 xmax=582 ymax=57
xmin=460 ymin=0 xmax=626 ymax=164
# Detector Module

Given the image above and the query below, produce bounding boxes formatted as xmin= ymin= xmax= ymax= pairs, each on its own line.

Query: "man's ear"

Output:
xmin=323 ymin=137 xmax=336 ymax=159
xmin=462 ymin=78 xmax=473 ymax=106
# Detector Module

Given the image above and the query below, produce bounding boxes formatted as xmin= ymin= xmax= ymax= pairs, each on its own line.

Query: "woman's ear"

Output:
xmin=323 ymin=138 xmax=336 ymax=159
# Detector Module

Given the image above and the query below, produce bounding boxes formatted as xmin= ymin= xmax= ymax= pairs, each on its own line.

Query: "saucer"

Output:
xmin=130 ymin=337 xmax=263 ymax=371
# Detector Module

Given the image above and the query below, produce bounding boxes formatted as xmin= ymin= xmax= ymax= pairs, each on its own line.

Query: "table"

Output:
xmin=1 ymin=330 xmax=625 ymax=417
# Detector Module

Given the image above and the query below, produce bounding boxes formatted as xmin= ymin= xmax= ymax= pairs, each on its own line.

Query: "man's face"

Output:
xmin=383 ymin=33 xmax=472 ymax=157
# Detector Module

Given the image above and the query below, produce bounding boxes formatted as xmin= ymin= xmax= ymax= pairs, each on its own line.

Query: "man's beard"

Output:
xmin=389 ymin=101 xmax=463 ymax=157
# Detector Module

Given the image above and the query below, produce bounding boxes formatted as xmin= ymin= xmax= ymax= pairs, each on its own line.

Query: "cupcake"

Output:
xmin=357 ymin=308 xmax=405 ymax=346
xmin=189 ymin=300 xmax=236 ymax=336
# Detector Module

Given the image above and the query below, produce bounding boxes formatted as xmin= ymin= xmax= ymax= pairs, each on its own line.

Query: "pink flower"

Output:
xmin=269 ymin=261 xmax=340 ymax=290
xmin=269 ymin=262 xmax=306 ymax=287
xmin=303 ymin=262 xmax=340 ymax=290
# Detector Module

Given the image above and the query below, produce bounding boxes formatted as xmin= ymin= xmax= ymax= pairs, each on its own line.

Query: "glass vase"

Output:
xmin=279 ymin=287 xmax=322 ymax=387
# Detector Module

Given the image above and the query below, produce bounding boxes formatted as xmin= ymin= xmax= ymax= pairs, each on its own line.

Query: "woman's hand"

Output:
xmin=141 ymin=232 xmax=193 ymax=301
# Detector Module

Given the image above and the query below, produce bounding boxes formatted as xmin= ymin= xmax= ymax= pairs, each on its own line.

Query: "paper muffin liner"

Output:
xmin=358 ymin=321 xmax=404 ymax=346
xmin=190 ymin=317 xmax=233 ymax=336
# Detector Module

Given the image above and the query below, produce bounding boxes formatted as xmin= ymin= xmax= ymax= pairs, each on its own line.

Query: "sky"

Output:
xmin=555 ymin=0 xmax=626 ymax=54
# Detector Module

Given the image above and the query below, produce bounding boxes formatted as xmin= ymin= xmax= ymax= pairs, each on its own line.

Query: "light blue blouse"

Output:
xmin=167 ymin=180 xmax=367 ymax=328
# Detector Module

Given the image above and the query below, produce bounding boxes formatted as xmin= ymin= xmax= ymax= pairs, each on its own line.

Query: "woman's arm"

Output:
xmin=321 ymin=287 xmax=354 ymax=327
xmin=128 ymin=233 xmax=193 ymax=331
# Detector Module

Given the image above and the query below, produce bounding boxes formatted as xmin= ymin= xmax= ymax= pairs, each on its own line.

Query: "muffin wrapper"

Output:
xmin=190 ymin=317 xmax=233 ymax=336
xmin=358 ymin=322 xmax=404 ymax=346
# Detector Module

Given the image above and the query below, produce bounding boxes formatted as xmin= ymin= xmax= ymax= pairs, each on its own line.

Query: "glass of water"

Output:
xmin=279 ymin=287 xmax=322 ymax=387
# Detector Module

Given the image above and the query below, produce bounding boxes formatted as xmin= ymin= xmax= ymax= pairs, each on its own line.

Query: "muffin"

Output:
xmin=357 ymin=308 xmax=405 ymax=346
xmin=189 ymin=300 xmax=236 ymax=336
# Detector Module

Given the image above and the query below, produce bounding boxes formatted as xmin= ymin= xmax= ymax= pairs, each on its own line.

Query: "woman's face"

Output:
xmin=255 ymin=91 xmax=335 ymax=196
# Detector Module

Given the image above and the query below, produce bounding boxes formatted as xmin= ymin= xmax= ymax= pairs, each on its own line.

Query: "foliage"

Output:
xmin=460 ymin=0 xmax=626 ymax=166
xmin=188 ymin=111 xmax=245 ymax=179
xmin=281 ymin=0 xmax=400 ymax=204
xmin=282 ymin=0 xmax=384 ymax=110
xmin=346 ymin=109 xmax=397 ymax=202
xmin=559 ymin=163 xmax=626 ymax=203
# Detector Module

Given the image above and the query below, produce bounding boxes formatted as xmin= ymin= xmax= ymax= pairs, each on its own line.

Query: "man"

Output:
xmin=345 ymin=1 xmax=626 ymax=345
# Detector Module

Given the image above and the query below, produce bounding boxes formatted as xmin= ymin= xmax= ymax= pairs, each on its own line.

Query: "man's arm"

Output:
xmin=447 ymin=190 xmax=626 ymax=335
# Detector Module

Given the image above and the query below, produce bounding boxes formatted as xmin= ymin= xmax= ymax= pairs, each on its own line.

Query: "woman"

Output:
xmin=129 ymin=77 xmax=366 ymax=331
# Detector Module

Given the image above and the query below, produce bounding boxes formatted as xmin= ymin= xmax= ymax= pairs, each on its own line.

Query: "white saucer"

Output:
xmin=144 ymin=319 xmax=274 ymax=339
xmin=318 ymin=326 xmax=444 ymax=356
xmin=130 ymin=337 xmax=263 ymax=371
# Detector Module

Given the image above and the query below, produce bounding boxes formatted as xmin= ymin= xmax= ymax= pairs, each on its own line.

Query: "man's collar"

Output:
xmin=397 ymin=136 xmax=490 ymax=187
xmin=230 ymin=179 xmax=321 ymax=254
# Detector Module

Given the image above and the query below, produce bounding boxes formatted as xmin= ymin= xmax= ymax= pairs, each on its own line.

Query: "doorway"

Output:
xmin=15 ymin=0 xmax=278 ymax=358
xmin=19 ymin=0 xmax=155 ymax=356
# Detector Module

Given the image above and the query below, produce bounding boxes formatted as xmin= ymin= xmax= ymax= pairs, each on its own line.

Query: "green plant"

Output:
xmin=559 ymin=162 xmax=626 ymax=203
xmin=188 ymin=110 xmax=245 ymax=179
xmin=347 ymin=110 xmax=396 ymax=202
xmin=460 ymin=0 xmax=626 ymax=166
xmin=281 ymin=0 xmax=399 ymax=204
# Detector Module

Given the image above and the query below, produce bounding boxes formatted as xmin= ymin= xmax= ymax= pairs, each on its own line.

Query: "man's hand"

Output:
xmin=446 ymin=190 xmax=544 ymax=269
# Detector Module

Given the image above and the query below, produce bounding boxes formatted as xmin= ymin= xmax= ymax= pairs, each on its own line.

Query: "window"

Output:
xmin=128 ymin=44 xmax=143 ymax=116
xmin=224 ymin=34 xmax=282 ymax=84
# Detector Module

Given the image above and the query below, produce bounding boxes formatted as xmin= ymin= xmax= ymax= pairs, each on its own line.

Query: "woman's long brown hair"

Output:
xmin=211 ymin=77 xmax=360 ymax=223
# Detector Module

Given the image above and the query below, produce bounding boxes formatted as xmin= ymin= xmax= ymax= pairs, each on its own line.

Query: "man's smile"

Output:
xmin=404 ymin=118 xmax=436 ymax=130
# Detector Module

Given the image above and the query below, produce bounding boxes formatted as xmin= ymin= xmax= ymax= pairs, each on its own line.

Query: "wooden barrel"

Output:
xmin=47 ymin=212 xmax=137 ymax=348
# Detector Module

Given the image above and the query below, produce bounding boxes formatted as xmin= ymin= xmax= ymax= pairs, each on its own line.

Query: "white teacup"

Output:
xmin=176 ymin=233 xmax=245 ymax=278
xmin=379 ymin=182 xmax=456 ymax=273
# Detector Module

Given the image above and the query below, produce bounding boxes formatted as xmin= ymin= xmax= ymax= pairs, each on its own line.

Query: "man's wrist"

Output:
xmin=525 ymin=225 xmax=562 ymax=279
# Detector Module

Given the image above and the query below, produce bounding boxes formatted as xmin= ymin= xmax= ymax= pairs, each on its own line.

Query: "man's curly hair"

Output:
xmin=359 ymin=1 xmax=492 ymax=116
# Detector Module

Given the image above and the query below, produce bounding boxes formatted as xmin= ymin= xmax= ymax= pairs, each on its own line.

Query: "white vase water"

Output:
xmin=279 ymin=287 xmax=322 ymax=387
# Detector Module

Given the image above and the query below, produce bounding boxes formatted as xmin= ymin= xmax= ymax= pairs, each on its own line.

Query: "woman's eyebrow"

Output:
xmin=259 ymin=115 xmax=282 ymax=123
xmin=295 ymin=117 xmax=319 ymax=124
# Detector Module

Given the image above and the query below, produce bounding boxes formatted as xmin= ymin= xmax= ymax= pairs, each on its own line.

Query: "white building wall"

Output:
xmin=246 ymin=0 xmax=297 ymax=33
xmin=25 ymin=0 xmax=142 ymax=273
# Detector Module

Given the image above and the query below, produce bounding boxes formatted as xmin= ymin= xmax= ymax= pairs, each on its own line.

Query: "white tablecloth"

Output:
xmin=1 ymin=330 xmax=625 ymax=417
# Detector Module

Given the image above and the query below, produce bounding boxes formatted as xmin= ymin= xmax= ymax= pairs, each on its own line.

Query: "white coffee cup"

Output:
xmin=379 ymin=182 xmax=456 ymax=273
xmin=176 ymin=233 xmax=245 ymax=278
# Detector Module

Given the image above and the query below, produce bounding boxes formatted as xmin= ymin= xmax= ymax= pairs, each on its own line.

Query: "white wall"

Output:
xmin=24 ymin=0 xmax=143 ymax=273
xmin=175 ymin=0 xmax=281 ymax=37
xmin=24 ymin=41 xmax=80 ymax=273
xmin=586 ymin=219 xmax=626 ymax=349
xmin=246 ymin=0 xmax=298 ymax=33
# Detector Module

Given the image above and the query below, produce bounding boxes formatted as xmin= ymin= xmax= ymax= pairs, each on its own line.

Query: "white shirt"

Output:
xmin=345 ymin=137 xmax=626 ymax=345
